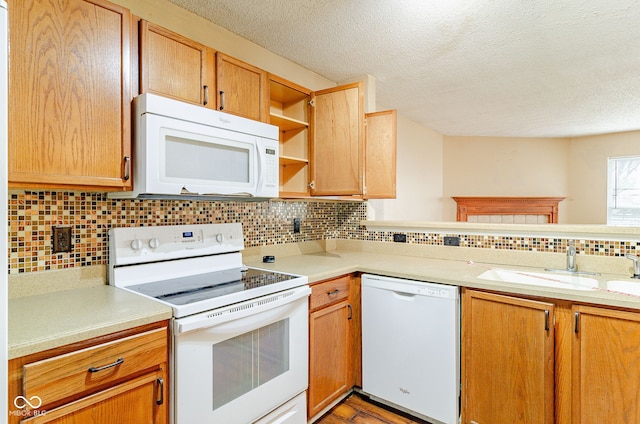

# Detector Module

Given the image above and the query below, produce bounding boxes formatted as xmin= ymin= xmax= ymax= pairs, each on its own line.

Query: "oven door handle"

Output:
xmin=175 ymin=285 xmax=311 ymax=334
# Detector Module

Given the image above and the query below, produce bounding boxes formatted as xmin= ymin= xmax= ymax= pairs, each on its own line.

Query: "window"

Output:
xmin=608 ymin=156 xmax=640 ymax=226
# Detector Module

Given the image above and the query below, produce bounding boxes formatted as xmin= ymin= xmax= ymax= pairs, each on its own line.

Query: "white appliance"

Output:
xmin=109 ymin=223 xmax=309 ymax=424
xmin=361 ymin=274 xmax=460 ymax=424
xmin=109 ymin=93 xmax=279 ymax=200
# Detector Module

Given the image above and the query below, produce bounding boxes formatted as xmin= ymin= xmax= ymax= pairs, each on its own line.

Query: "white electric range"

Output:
xmin=109 ymin=223 xmax=309 ymax=424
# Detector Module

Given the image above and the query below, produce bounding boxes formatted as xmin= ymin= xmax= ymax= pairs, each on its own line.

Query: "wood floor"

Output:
xmin=315 ymin=393 xmax=429 ymax=424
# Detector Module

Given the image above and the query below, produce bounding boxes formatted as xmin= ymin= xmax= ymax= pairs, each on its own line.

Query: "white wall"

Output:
xmin=1 ymin=0 xmax=8 ymax=417
xmin=442 ymin=136 xmax=571 ymax=222
xmin=568 ymin=130 xmax=640 ymax=224
xmin=369 ymin=113 xmax=444 ymax=221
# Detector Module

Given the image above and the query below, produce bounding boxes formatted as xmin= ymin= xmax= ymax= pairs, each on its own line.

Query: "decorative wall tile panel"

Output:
xmin=7 ymin=191 xmax=640 ymax=274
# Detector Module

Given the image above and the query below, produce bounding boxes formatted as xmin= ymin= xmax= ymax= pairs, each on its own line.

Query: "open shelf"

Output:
xmin=279 ymin=155 xmax=309 ymax=166
xmin=269 ymin=74 xmax=312 ymax=198
xmin=270 ymin=113 xmax=308 ymax=132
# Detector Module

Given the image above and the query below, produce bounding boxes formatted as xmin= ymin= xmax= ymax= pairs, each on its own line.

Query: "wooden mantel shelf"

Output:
xmin=452 ymin=196 xmax=566 ymax=224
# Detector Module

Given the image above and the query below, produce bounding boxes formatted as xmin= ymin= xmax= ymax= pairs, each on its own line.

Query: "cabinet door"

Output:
xmin=21 ymin=370 xmax=166 ymax=424
xmin=139 ymin=20 xmax=215 ymax=108
xmin=8 ymin=0 xmax=132 ymax=190
xmin=364 ymin=110 xmax=397 ymax=199
xmin=310 ymin=82 xmax=364 ymax=196
xmin=462 ymin=289 xmax=555 ymax=424
xmin=572 ymin=305 xmax=640 ymax=424
xmin=308 ymin=300 xmax=352 ymax=418
xmin=216 ymin=53 xmax=268 ymax=122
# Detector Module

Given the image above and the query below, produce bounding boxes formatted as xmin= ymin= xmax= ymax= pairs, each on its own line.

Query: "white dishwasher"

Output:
xmin=361 ymin=274 xmax=459 ymax=424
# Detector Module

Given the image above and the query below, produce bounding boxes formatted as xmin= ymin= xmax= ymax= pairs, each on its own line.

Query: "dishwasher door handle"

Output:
xmin=392 ymin=291 xmax=417 ymax=300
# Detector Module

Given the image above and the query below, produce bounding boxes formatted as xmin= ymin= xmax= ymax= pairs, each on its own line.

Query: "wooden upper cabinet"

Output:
xmin=572 ymin=305 xmax=640 ymax=424
xmin=8 ymin=0 xmax=132 ymax=190
xmin=310 ymin=82 xmax=365 ymax=196
xmin=462 ymin=289 xmax=555 ymax=424
xmin=365 ymin=110 xmax=397 ymax=198
xmin=216 ymin=53 xmax=269 ymax=122
xmin=139 ymin=20 xmax=215 ymax=108
xmin=268 ymin=74 xmax=312 ymax=197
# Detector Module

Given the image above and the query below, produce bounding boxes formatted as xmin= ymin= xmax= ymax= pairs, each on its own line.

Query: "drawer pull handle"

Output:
xmin=327 ymin=289 xmax=339 ymax=296
xmin=88 ymin=357 xmax=124 ymax=373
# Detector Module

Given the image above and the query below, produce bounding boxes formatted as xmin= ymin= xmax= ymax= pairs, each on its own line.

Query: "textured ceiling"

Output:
xmin=168 ymin=0 xmax=640 ymax=138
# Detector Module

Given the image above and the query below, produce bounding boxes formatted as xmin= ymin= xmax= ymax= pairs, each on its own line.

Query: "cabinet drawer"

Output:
xmin=310 ymin=275 xmax=351 ymax=310
xmin=23 ymin=328 xmax=167 ymax=407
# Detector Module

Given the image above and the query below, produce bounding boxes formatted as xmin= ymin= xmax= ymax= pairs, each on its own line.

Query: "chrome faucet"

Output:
xmin=626 ymin=254 xmax=640 ymax=279
xmin=566 ymin=244 xmax=577 ymax=272
xmin=546 ymin=242 xmax=599 ymax=276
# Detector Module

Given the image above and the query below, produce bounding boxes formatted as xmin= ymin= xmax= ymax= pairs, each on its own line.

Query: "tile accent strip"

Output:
xmin=7 ymin=191 xmax=640 ymax=274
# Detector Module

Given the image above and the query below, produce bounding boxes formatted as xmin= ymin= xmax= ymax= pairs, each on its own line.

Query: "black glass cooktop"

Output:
xmin=127 ymin=267 xmax=299 ymax=306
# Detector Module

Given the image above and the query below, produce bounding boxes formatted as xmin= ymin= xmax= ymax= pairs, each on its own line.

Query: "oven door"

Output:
xmin=173 ymin=286 xmax=310 ymax=424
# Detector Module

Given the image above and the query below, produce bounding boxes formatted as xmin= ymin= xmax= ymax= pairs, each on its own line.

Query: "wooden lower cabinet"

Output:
xmin=572 ymin=305 xmax=640 ymax=424
xmin=8 ymin=322 xmax=169 ymax=424
xmin=462 ymin=289 xmax=555 ymax=424
xmin=308 ymin=274 xmax=361 ymax=419
xmin=463 ymin=288 xmax=640 ymax=424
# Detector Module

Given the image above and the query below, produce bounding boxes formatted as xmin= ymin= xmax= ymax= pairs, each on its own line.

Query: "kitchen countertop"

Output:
xmin=8 ymin=285 xmax=173 ymax=359
xmin=244 ymin=249 xmax=640 ymax=310
xmin=10 ymin=245 xmax=640 ymax=359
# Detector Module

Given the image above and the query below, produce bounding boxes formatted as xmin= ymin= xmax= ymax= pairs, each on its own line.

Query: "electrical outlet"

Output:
xmin=53 ymin=226 xmax=72 ymax=253
xmin=444 ymin=236 xmax=460 ymax=246
xmin=393 ymin=233 xmax=407 ymax=243
xmin=293 ymin=218 xmax=301 ymax=233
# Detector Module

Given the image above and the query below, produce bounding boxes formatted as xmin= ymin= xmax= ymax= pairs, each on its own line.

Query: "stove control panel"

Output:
xmin=110 ymin=223 xmax=244 ymax=265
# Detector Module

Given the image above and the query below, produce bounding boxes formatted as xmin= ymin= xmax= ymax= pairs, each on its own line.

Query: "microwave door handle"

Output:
xmin=255 ymin=140 xmax=264 ymax=190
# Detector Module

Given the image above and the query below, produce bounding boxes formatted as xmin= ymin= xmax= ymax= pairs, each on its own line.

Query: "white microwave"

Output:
xmin=110 ymin=93 xmax=279 ymax=199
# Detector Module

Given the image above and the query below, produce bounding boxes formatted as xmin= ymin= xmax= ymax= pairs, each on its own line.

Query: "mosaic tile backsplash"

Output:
xmin=8 ymin=191 xmax=640 ymax=274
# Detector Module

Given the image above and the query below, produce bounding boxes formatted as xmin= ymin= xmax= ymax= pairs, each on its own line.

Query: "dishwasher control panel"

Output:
xmin=362 ymin=274 xmax=458 ymax=300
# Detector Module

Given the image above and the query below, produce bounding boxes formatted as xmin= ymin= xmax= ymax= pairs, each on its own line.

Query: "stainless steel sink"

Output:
xmin=478 ymin=268 xmax=599 ymax=291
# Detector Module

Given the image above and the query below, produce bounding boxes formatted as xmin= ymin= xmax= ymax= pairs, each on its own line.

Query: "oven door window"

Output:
xmin=212 ymin=319 xmax=290 ymax=410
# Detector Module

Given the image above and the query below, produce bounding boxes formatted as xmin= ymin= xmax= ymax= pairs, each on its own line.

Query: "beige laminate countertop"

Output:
xmin=244 ymin=249 xmax=640 ymax=311
xmin=8 ymin=285 xmax=173 ymax=359
xmin=11 ymin=247 xmax=640 ymax=360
